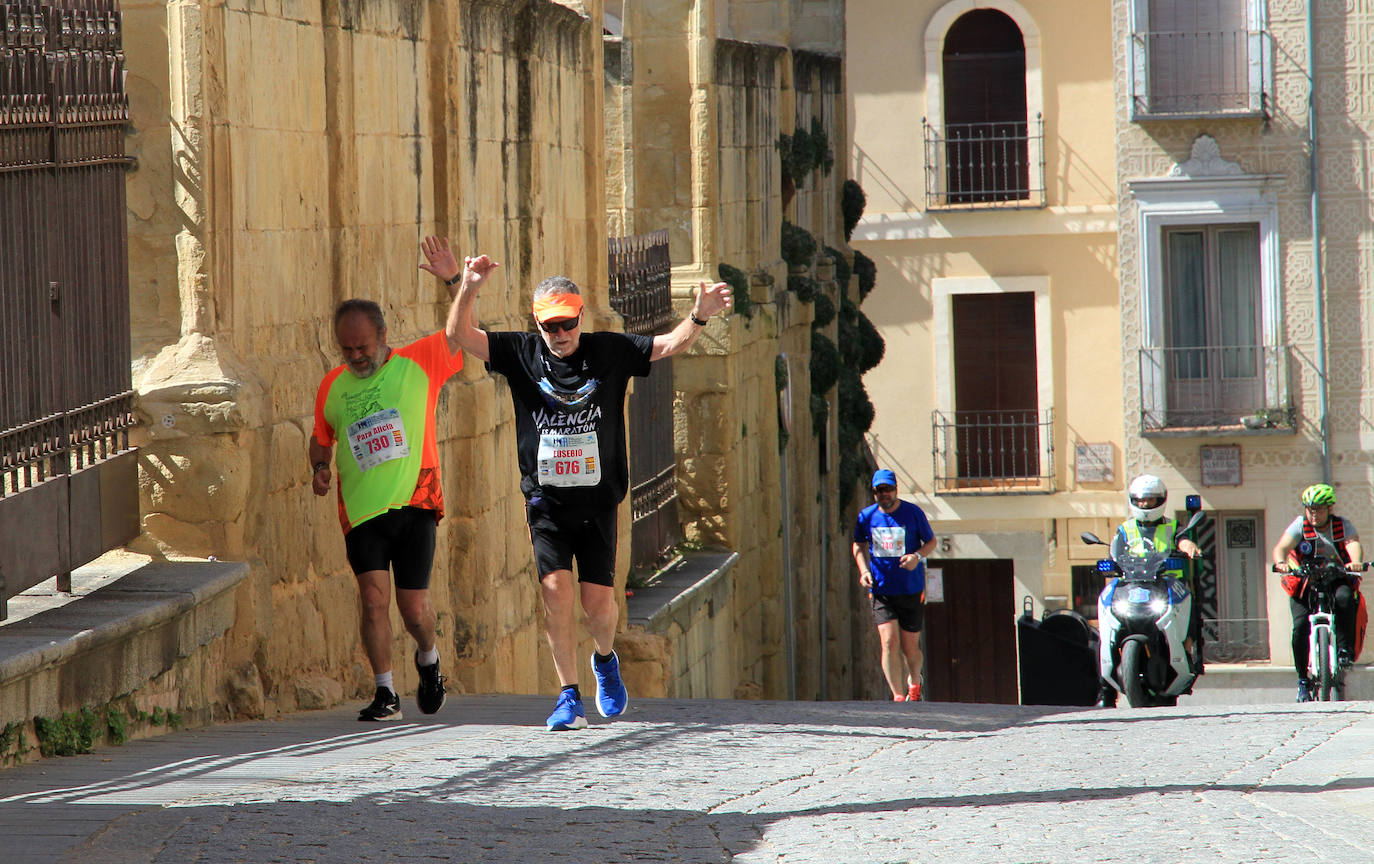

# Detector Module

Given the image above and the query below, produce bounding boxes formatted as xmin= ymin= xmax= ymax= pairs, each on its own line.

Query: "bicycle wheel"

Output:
xmin=1317 ymin=627 xmax=1333 ymax=702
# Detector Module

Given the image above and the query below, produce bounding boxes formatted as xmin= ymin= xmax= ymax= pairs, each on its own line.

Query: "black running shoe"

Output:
xmin=415 ymin=652 xmax=446 ymax=715
xmin=358 ymin=686 xmax=402 ymax=721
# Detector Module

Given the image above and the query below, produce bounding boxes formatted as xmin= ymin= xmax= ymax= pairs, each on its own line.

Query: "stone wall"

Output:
xmin=611 ymin=1 xmax=861 ymax=701
xmin=108 ymin=0 xmax=857 ymax=721
xmin=125 ymin=0 xmax=607 ymax=717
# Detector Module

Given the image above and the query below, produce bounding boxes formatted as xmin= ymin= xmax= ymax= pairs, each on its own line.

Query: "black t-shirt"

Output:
xmin=487 ymin=330 xmax=653 ymax=513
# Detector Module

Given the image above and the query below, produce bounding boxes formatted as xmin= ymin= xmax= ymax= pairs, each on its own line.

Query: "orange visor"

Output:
xmin=532 ymin=293 xmax=584 ymax=323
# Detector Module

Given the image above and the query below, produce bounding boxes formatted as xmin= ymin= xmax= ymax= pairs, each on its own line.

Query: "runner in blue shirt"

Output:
xmin=852 ymin=468 xmax=937 ymax=701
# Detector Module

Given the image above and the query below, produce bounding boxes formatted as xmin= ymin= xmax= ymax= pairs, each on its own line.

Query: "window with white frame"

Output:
xmin=1130 ymin=136 xmax=1286 ymax=432
xmin=922 ymin=1 xmax=1044 ymax=209
xmin=1129 ymin=0 xmax=1270 ymax=118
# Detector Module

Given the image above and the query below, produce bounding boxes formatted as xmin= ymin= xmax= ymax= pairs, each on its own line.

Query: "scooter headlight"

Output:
xmin=1111 ymin=584 xmax=1169 ymax=620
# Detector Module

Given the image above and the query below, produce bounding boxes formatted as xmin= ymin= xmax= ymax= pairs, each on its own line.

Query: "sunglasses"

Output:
xmin=873 ymin=485 xmax=895 ymax=493
xmin=539 ymin=316 xmax=580 ymax=334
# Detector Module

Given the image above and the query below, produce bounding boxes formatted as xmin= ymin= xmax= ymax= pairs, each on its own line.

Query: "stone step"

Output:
xmin=0 ymin=558 xmax=247 ymax=764
xmin=1180 ymin=663 xmax=1374 ymax=705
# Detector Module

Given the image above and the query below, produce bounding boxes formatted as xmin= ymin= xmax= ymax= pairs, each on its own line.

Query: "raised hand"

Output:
xmin=420 ymin=236 xmax=460 ymax=282
xmin=462 ymin=254 xmax=500 ymax=288
xmin=695 ymin=280 xmax=733 ymax=318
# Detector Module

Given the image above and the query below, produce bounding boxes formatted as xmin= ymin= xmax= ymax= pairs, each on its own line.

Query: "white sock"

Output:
xmin=417 ymin=646 xmax=439 ymax=667
xmin=375 ymin=671 xmax=394 ymax=692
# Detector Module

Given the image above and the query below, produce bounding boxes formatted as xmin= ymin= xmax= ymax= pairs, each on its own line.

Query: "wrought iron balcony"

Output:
xmin=932 ymin=408 xmax=1054 ymax=494
xmin=1138 ymin=344 xmax=1294 ymax=435
xmin=1129 ymin=28 xmax=1271 ymax=119
xmin=922 ymin=115 xmax=1045 ymax=211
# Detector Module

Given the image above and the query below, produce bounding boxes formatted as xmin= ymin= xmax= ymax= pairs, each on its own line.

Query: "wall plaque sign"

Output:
xmin=1075 ymin=443 xmax=1115 ymax=484
xmin=1200 ymin=445 xmax=1242 ymax=486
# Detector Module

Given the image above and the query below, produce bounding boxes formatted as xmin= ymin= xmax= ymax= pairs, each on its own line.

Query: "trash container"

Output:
xmin=1017 ymin=598 xmax=1100 ymax=706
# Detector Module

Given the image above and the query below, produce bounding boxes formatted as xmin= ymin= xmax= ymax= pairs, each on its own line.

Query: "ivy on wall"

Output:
xmin=717 ymin=262 xmax=753 ymax=321
xmin=781 ymin=220 xmax=818 ymax=270
xmin=777 ymin=117 xmax=834 ymax=190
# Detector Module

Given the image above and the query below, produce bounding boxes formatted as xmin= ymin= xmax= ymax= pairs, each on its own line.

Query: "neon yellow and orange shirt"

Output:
xmin=313 ymin=331 xmax=462 ymax=533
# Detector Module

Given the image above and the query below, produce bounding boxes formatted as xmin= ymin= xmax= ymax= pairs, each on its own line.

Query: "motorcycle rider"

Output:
xmin=1099 ymin=474 xmax=1203 ymax=706
xmin=1271 ymin=483 xmax=1363 ymax=702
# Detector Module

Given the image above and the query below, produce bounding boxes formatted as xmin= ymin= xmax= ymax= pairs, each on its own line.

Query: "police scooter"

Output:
xmin=1081 ymin=496 xmax=1204 ymax=708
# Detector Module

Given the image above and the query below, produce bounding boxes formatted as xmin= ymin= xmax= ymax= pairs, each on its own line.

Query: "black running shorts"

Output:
xmin=343 ymin=506 xmax=438 ymax=590
xmin=526 ymin=498 xmax=617 ymax=587
xmin=871 ymin=591 xmax=925 ymax=633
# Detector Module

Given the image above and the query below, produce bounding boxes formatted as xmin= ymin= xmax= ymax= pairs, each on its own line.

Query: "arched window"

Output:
xmin=922 ymin=2 xmax=1043 ymax=210
xmin=941 ymin=10 xmax=1027 ymax=203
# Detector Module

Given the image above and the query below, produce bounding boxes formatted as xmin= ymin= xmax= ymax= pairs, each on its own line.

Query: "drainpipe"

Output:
xmin=778 ymin=353 xmax=797 ymax=700
xmin=1307 ymin=2 xmax=1332 ymax=482
xmin=819 ymin=397 xmax=832 ymax=701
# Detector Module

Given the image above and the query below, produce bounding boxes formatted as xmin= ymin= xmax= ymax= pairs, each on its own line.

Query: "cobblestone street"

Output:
xmin=4 ymin=696 xmax=1374 ymax=863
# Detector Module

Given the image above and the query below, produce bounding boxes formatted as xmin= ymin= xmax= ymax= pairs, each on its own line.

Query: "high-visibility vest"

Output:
xmin=1121 ymin=518 xmax=1185 ymax=581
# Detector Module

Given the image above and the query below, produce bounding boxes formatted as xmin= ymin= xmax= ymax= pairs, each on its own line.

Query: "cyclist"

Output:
xmin=1271 ymin=483 xmax=1363 ymax=702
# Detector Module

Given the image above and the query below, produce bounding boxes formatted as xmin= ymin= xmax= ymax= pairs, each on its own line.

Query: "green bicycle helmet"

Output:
xmin=1301 ymin=483 xmax=1336 ymax=507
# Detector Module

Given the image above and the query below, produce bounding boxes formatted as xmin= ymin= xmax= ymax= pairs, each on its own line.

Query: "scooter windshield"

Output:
xmin=1109 ymin=532 xmax=1181 ymax=581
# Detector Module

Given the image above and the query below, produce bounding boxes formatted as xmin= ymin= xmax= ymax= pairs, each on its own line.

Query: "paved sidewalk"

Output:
xmin=4 ymin=695 xmax=1374 ymax=863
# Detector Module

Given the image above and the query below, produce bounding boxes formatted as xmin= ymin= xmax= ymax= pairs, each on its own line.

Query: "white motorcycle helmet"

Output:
xmin=1128 ymin=474 xmax=1168 ymax=522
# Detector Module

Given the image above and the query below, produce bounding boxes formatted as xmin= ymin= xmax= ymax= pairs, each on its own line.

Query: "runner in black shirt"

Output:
xmin=420 ymin=236 xmax=732 ymax=730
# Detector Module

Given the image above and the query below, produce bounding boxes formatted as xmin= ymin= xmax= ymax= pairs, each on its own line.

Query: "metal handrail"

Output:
xmin=1138 ymin=344 xmax=1292 ymax=432
xmin=923 ymin=114 xmax=1045 ymax=210
xmin=1130 ymin=28 xmax=1271 ymax=118
xmin=932 ymin=407 xmax=1054 ymax=494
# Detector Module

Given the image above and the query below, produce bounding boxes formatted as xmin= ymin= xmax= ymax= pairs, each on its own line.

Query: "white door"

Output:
xmin=1210 ymin=513 xmax=1269 ymax=661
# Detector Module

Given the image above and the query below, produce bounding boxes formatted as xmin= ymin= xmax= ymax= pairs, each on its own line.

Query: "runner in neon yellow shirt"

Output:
xmin=309 ymin=276 xmax=465 ymax=721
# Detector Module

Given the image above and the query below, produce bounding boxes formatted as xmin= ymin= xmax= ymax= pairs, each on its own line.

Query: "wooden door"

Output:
xmin=951 ymin=292 xmax=1039 ymax=481
xmin=923 ymin=558 xmax=1018 ymax=704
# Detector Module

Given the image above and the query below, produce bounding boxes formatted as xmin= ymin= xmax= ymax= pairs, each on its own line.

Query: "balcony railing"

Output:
xmin=1130 ymin=29 xmax=1271 ymax=119
xmin=932 ymin=408 xmax=1054 ymax=495
xmin=922 ymin=114 xmax=1045 ymax=211
xmin=1138 ymin=344 xmax=1293 ymax=434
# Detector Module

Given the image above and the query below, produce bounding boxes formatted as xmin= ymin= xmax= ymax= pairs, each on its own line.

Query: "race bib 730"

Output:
xmin=347 ymin=408 xmax=411 ymax=472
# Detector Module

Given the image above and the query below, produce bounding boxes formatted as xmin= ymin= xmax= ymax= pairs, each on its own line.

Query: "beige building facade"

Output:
xmin=847 ymin=0 xmax=1123 ymax=694
xmin=1113 ymin=0 xmax=1374 ymax=668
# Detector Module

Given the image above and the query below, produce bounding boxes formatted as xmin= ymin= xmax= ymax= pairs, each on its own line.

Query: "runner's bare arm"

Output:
xmin=650 ymin=280 xmax=733 ymax=361
xmin=308 ymin=437 xmax=332 ymax=496
xmin=852 ymin=541 xmax=874 ymax=589
xmin=421 ymin=236 xmax=497 ymax=362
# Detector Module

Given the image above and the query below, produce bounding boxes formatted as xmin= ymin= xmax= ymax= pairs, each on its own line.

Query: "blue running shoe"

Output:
xmin=1296 ymin=679 xmax=1312 ymax=703
xmin=591 ymin=651 xmax=629 ymax=718
xmin=546 ymin=688 xmax=587 ymax=731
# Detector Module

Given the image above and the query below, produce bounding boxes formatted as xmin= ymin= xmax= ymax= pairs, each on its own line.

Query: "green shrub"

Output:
xmin=811 ymin=292 xmax=835 ymax=328
xmin=853 ymin=250 xmax=877 ymax=301
xmin=34 ymin=707 xmax=98 ymax=757
xmin=824 ymin=245 xmax=851 ymax=293
xmin=781 ymin=221 xmax=818 ymax=270
xmin=838 ymin=366 xmax=875 ymax=437
xmin=811 ymin=117 xmax=835 ymax=176
xmin=106 ymin=708 xmax=128 ymax=745
xmin=788 ymin=274 xmax=818 ymax=303
xmin=842 ymin=180 xmax=867 ymax=241
xmin=810 ymin=331 xmax=839 ymax=396
xmin=810 ymin=393 xmax=829 ymax=439
xmin=854 ymin=308 xmax=885 ymax=373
